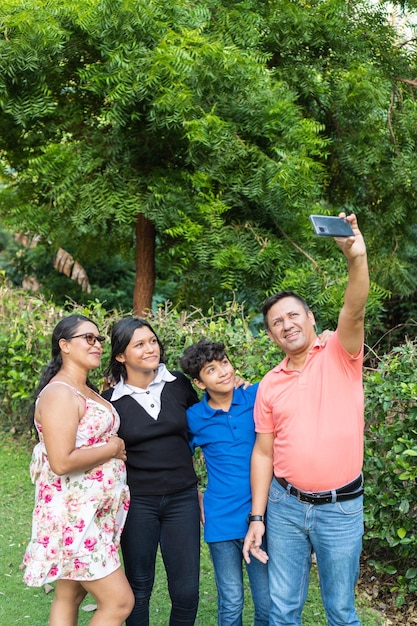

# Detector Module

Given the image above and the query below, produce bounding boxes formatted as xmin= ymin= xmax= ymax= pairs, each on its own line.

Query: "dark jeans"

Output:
xmin=121 ymin=485 xmax=200 ymax=626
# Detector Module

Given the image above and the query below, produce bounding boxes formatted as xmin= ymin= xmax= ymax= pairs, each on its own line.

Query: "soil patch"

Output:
xmin=359 ymin=552 xmax=416 ymax=625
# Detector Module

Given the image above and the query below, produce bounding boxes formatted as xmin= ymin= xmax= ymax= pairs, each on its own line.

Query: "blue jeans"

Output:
xmin=121 ymin=485 xmax=200 ymax=625
xmin=209 ymin=539 xmax=270 ymax=626
xmin=267 ymin=478 xmax=363 ymax=626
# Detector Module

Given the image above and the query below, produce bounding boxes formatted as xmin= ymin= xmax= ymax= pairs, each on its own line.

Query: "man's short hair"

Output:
xmin=262 ymin=291 xmax=310 ymax=329
xmin=180 ymin=338 xmax=227 ymax=380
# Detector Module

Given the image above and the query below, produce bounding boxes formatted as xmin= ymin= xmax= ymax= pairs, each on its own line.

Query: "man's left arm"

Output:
xmin=335 ymin=213 xmax=369 ymax=355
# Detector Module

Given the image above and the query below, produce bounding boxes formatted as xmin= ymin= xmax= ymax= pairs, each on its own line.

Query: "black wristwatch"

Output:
xmin=247 ymin=513 xmax=265 ymax=524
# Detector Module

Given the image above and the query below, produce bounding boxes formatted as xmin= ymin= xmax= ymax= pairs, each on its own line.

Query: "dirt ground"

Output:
xmin=358 ymin=553 xmax=416 ymax=625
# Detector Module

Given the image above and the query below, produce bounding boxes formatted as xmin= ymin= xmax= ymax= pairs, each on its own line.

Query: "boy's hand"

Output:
xmin=317 ymin=329 xmax=334 ymax=346
xmin=198 ymin=489 xmax=205 ymax=525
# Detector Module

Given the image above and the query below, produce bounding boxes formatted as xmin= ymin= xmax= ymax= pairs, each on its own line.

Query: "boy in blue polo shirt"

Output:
xmin=180 ymin=338 xmax=269 ymax=626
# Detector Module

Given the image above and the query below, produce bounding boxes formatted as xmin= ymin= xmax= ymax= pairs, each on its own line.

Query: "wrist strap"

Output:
xmin=247 ymin=514 xmax=265 ymax=523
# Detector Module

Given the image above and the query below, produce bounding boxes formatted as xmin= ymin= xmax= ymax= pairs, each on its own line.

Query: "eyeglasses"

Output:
xmin=70 ymin=333 xmax=106 ymax=346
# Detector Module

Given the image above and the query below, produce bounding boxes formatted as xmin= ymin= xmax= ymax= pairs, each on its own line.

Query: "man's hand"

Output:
xmin=334 ymin=213 xmax=367 ymax=261
xmin=242 ymin=522 xmax=269 ymax=564
xmin=335 ymin=212 xmax=369 ymax=355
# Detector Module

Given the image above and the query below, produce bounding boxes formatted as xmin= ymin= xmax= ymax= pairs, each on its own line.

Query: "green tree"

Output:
xmin=0 ymin=0 xmax=326 ymax=314
xmin=0 ymin=0 xmax=416 ymax=340
xmin=258 ymin=0 xmax=417 ymax=285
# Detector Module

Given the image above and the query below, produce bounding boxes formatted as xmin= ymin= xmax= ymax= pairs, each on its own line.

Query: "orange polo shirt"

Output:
xmin=254 ymin=331 xmax=364 ymax=492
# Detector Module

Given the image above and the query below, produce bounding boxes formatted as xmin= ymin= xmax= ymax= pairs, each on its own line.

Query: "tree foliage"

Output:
xmin=0 ymin=1 xmax=417 ymax=339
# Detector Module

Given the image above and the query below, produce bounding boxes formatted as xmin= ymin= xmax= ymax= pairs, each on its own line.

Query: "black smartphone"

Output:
xmin=309 ymin=215 xmax=354 ymax=238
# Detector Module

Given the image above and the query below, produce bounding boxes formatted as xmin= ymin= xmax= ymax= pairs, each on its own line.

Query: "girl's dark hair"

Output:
xmin=28 ymin=315 xmax=98 ymax=430
xmin=105 ymin=317 xmax=165 ymax=383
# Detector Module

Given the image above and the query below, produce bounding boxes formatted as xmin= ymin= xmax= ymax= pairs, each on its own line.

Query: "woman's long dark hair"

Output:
xmin=105 ymin=317 xmax=165 ymax=383
xmin=28 ymin=315 xmax=99 ymax=428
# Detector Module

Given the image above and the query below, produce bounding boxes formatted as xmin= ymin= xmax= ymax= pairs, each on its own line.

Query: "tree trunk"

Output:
xmin=133 ymin=213 xmax=156 ymax=315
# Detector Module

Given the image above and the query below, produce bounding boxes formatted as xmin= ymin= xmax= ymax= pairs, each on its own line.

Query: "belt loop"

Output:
xmin=331 ymin=489 xmax=337 ymax=504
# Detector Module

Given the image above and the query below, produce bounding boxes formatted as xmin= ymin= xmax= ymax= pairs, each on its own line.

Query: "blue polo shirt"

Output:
xmin=186 ymin=384 xmax=259 ymax=543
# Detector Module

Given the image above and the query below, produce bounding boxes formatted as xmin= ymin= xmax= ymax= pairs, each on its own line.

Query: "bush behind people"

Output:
xmin=1 ymin=277 xmax=416 ymax=601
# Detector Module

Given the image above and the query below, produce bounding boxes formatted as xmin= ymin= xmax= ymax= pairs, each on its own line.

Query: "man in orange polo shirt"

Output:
xmin=243 ymin=213 xmax=369 ymax=625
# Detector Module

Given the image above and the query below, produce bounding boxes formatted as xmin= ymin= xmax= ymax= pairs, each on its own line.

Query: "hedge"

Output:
xmin=1 ymin=276 xmax=415 ymax=603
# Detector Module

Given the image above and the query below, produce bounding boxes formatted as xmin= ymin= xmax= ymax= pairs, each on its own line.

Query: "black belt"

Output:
xmin=274 ymin=475 xmax=363 ymax=505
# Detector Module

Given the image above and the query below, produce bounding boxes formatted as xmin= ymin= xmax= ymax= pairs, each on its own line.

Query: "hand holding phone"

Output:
xmin=309 ymin=215 xmax=354 ymax=238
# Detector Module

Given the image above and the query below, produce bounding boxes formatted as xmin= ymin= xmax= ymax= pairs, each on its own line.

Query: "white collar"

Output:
xmin=110 ymin=363 xmax=176 ymax=400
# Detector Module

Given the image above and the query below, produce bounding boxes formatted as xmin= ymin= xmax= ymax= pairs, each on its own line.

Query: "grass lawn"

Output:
xmin=0 ymin=435 xmax=386 ymax=625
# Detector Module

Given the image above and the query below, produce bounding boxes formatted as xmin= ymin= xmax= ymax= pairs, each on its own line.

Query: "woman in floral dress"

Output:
xmin=22 ymin=315 xmax=134 ymax=626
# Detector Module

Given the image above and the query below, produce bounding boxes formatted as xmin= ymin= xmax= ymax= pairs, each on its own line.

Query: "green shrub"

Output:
xmin=0 ymin=276 xmax=119 ymax=434
xmin=3 ymin=277 xmax=416 ymax=601
xmin=0 ymin=277 xmax=280 ymax=434
xmin=364 ymin=341 xmax=417 ymax=604
xmin=0 ymin=282 xmax=58 ymax=434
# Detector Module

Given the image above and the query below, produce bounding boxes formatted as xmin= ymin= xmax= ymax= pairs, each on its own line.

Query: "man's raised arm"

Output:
xmin=336 ymin=213 xmax=369 ymax=355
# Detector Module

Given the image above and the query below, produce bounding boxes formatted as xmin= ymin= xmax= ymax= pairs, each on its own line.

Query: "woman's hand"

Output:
xmin=109 ymin=435 xmax=127 ymax=461
xmin=102 ymin=376 xmax=116 ymax=391
xmin=234 ymin=375 xmax=251 ymax=389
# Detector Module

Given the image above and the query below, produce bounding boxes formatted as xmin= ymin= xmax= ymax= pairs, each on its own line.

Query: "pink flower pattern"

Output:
xmin=22 ymin=386 xmax=130 ymax=586
xmin=84 ymin=537 xmax=98 ymax=552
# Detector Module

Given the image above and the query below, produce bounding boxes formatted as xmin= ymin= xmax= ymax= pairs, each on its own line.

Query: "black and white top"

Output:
xmin=102 ymin=367 xmax=199 ymax=496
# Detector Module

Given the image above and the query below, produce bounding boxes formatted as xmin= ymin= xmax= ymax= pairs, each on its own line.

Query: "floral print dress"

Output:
xmin=22 ymin=382 xmax=130 ymax=586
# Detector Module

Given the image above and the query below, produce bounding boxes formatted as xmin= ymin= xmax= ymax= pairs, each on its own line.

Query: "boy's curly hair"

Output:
xmin=179 ymin=338 xmax=227 ymax=380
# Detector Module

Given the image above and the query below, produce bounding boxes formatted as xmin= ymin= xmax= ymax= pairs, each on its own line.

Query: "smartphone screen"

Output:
xmin=309 ymin=215 xmax=354 ymax=238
